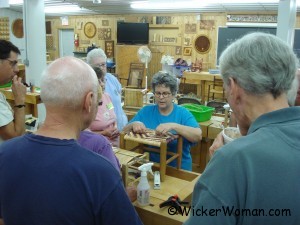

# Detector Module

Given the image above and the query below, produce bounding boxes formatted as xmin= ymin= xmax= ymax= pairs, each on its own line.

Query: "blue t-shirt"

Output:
xmin=130 ymin=104 xmax=199 ymax=170
xmin=105 ymin=73 xmax=128 ymax=131
xmin=0 ymin=133 xmax=142 ymax=225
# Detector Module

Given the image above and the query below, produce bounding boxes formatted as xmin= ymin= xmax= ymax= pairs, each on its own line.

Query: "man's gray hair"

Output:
xmin=220 ymin=32 xmax=298 ymax=98
xmin=86 ymin=48 xmax=107 ymax=65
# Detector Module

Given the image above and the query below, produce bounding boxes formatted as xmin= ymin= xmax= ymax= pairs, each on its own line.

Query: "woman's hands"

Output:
xmin=131 ymin=121 xmax=147 ymax=134
xmin=155 ymin=123 xmax=177 ymax=137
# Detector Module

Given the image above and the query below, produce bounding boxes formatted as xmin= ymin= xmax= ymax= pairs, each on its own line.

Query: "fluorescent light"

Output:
xmin=9 ymin=0 xmax=90 ymax=15
xmin=45 ymin=5 xmax=84 ymax=14
xmin=131 ymin=0 xmax=281 ymax=9
xmin=9 ymin=0 xmax=22 ymax=4
xmin=131 ymin=1 xmax=208 ymax=9
xmin=226 ymin=22 xmax=277 ymax=27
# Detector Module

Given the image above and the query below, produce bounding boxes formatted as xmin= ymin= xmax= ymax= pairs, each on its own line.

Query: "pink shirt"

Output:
xmin=89 ymin=93 xmax=119 ymax=146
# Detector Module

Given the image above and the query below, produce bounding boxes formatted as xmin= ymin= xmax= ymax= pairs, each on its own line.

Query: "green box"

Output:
xmin=182 ymin=104 xmax=215 ymax=122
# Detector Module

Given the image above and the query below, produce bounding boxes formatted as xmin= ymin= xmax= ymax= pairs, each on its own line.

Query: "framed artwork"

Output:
xmin=138 ymin=16 xmax=149 ymax=23
xmin=156 ymin=16 xmax=171 ymax=24
xmin=175 ymin=46 xmax=182 ymax=55
xmin=163 ymin=37 xmax=177 ymax=43
xmin=76 ymin=21 xmax=83 ymax=30
xmin=98 ymin=28 xmax=111 ymax=40
xmin=185 ymin=23 xmax=197 ymax=34
xmin=184 ymin=37 xmax=191 ymax=46
xmin=105 ymin=40 xmax=114 ymax=58
xmin=183 ymin=47 xmax=192 ymax=56
xmin=84 ymin=22 xmax=96 ymax=38
xmin=200 ymin=20 xmax=215 ymax=30
xmin=102 ymin=20 xmax=109 ymax=26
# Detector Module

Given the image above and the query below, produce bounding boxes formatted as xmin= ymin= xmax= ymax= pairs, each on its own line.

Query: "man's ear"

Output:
xmin=228 ymin=77 xmax=242 ymax=104
xmin=83 ymin=91 xmax=94 ymax=113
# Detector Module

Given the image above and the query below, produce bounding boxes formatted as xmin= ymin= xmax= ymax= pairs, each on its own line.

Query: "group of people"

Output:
xmin=0 ymin=31 xmax=299 ymax=224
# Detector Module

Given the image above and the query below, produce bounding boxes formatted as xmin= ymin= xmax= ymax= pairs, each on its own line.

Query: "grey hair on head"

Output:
xmin=220 ymin=32 xmax=298 ymax=98
xmin=86 ymin=48 xmax=107 ymax=65
xmin=151 ymin=71 xmax=178 ymax=95
xmin=287 ymin=68 xmax=300 ymax=106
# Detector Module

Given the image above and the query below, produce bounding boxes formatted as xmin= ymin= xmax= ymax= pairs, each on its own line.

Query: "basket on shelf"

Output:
xmin=181 ymin=103 xmax=215 ymax=122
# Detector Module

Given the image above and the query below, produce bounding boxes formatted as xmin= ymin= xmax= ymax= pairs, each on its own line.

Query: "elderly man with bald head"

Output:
xmin=0 ymin=56 xmax=142 ymax=225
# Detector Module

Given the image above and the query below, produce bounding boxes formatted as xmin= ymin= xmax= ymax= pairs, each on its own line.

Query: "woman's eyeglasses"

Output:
xmin=154 ymin=92 xmax=172 ymax=98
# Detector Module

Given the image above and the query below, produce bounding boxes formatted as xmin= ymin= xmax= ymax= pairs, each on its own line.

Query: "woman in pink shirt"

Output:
xmin=89 ymin=67 xmax=120 ymax=147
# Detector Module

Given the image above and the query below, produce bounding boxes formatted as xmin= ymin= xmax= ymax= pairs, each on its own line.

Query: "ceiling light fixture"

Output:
xmin=131 ymin=1 xmax=208 ymax=10
xmin=44 ymin=5 xmax=84 ymax=14
xmin=131 ymin=0 xmax=281 ymax=10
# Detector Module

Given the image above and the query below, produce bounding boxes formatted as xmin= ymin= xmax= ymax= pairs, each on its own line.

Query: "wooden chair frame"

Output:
xmin=119 ymin=62 xmax=145 ymax=89
xmin=207 ymin=76 xmax=225 ymax=101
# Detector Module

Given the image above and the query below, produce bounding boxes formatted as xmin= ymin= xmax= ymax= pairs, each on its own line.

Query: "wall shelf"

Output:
xmin=149 ymin=42 xmax=179 ymax=46
xmin=149 ymin=24 xmax=179 ymax=29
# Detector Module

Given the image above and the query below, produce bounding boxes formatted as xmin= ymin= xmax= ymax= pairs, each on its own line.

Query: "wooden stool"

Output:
xmin=120 ymin=130 xmax=183 ymax=181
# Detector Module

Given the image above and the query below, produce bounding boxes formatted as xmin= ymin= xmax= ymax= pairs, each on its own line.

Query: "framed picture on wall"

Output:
xmin=102 ymin=20 xmax=109 ymax=26
xmin=105 ymin=40 xmax=114 ymax=58
xmin=175 ymin=46 xmax=182 ymax=55
xmin=183 ymin=47 xmax=192 ymax=56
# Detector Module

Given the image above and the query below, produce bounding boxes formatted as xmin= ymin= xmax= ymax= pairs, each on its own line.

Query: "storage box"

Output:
xmin=173 ymin=65 xmax=190 ymax=77
xmin=182 ymin=103 xmax=215 ymax=122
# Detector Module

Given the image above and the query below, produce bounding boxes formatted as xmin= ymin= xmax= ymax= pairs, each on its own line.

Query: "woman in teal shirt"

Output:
xmin=123 ymin=71 xmax=202 ymax=170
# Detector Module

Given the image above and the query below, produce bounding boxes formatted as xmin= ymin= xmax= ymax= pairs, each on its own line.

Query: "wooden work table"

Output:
xmin=115 ymin=148 xmax=201 ymax=225
xmin=0 ymin=88 xmax=42 ymax=117
xmin=183 ymin=71 xmax=221 ymax=104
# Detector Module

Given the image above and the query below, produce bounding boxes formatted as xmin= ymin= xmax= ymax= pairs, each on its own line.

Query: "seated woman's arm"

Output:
xmin=156 ymin=123 xmax=202 ymax=143
xmin=122 ymin=121 xmax=147 ymax=134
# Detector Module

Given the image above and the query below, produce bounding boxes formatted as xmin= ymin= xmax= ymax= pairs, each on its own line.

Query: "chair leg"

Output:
xmin=160 ymin=142 xmax=167 ymax=182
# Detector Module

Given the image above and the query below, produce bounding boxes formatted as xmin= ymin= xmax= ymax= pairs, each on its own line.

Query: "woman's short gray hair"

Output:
xmin=86 ymin=48 xmax=107 ymax=65
xmin=40 ymin=56 xmax=98 ymax=109
xmin=220 ymin=32 xmax=298 ymax=98
xmin=151 ymin=71 xmax=178 ymax=95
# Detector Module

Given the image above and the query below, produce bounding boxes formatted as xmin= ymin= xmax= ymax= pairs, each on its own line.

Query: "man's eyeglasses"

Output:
xmin=94 ymin=63 xmax=107 ymax=68
xmin=5 ymin=59 xmax=18 ymax=67
xmin=154 ymin=92 xmax=172 ymax=98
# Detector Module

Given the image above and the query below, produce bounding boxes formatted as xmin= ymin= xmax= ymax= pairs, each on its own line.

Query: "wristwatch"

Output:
xmin=14 ymin=104 xmax=26 ymax=108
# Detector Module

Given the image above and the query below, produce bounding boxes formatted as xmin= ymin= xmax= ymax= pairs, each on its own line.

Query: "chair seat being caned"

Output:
xmin=119 ymin=130 xmax=183 ymax=181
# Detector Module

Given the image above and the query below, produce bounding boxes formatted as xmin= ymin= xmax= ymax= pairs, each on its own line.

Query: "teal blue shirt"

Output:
xmin=185 ymin=107 xmax=300 ymax=225
xmin=130 ymin=104 xmax=200 ymax=170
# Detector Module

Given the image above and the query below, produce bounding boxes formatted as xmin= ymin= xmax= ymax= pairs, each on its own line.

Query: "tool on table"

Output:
xmin=159 ymin=194 xmax=189 ymax=212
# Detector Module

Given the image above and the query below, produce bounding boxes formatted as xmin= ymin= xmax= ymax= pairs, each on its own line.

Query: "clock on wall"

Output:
xmin=84 ymin=22 xmax=96 ymax=39
xmin=194 ymin=35 xmax=211 ymax=54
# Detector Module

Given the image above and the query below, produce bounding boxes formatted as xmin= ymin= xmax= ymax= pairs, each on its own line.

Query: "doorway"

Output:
xmin=59 ymin=29 xmax=74 ymax=57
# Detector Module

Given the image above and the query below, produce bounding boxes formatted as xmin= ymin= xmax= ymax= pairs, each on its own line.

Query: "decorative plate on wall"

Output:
xmin=84 ymin=22 xmax=96 ymax=39
xmin=194 ymin=35 xmax=211 ymax=54
xmin=12 ymin=18 xmax=23 ymax=38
